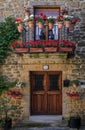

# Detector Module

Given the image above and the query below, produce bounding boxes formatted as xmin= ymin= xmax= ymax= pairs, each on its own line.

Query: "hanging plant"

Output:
xmin=70 ymin=80 xmax=80 ymax=87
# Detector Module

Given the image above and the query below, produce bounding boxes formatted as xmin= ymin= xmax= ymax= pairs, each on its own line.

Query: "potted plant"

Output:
xmin=68 ymin=116 xmax=81 ymax=129
xmin=57 ymin=15 xmax=64 ymax=29
xmin=70 ymin=80 xmax=80 ymax=87
xmin=0 ymin=97 xmax=19 ymax=130
xmin=24 ymin=6 xmax=30 ymax=22
xmin=29 ymin=40 xmax=44 ymax=53
xmin=11 ymin=41 xmax=28 ymax=53
xmin=66 ymin=91 xmax=81 ymax=129
xmin=62 ymin=10 xmax=68 ymax=18
xmin=69 ymin=18 xmax=78 ymax=31
xmin=47 ymin=16 xmax=55 ymax=29
xmin=47 ymin=16 xmax=56 ymax=40
xmin=63 ymin=79 xmax=70 ymax=87
xmin=59 ymin=40 xmax=73 ymax=52
xmin=27 ymin=14 xmax=34 ymax=29
xmin=64 ymin=16 xmax=72 ymax=28
xmin=44 ymin=40 xmax=58 ymax=52
xmin=16 ymin=82 xmax=26 ymax=89
xmin=36 ymin=13 xmax=47 ymax=29
xmin=15 ymin=18 xmax=24 ymax=33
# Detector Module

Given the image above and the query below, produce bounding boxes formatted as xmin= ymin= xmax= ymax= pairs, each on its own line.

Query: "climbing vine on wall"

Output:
xmin=0 ymin=75 xmax=17 ymax=96
xmin=0 ymin=17 xmax=20 ymax=64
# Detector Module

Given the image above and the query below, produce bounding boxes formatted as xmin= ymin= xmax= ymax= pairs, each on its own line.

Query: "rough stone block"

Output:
xmin=78 ymin=41 xmax=85 ymax=47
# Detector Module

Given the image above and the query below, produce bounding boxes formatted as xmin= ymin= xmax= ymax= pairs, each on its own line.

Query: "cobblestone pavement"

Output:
xmin=11 ymin=126 xmax=85 ymax=130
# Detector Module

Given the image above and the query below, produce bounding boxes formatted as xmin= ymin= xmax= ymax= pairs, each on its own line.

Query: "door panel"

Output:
xmin=30 ymin=71 xmax=62 ymax=115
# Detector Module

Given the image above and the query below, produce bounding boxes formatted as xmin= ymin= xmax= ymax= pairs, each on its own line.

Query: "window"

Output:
xmin=34 ymin=74 xmax=44 ymax=91
xmin=49 ymin=74 xmax=59 ymax=90
xmin=34 ymin=6 xmax=60 ymax=41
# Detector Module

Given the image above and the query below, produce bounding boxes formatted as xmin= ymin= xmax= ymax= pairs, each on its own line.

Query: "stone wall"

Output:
xmin=0 ymin=0 xmax=85 ymax=125
xmin=1 ymin=53 xmax=85 ymax=124
xmin=0 ymin=0 xmax=85 ymax=58
xmin=0 ymin=0 xmax=85 ymax=54
xmin=0 ymin=0 xmax=28 ymax=22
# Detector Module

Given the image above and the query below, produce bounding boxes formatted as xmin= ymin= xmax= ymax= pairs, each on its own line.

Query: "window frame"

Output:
xmin=33 ymin=6 xmax=60 ymax=41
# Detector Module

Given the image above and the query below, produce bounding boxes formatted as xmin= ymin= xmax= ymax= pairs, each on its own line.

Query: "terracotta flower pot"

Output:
xmin=59 ymin=47 xmax=73 ymax=52
xmin=17 ymin=24 xmax=23 ymax=33
xmin=28 ymin=21 xmax=34 ymax=29
xmin=58 ymin=22 xmax=63 ymax=29
xmin=69 ymin=23 xmax=74 ymax=31
xmin=38 ymin=22 xmax=44 ymax=29
xmin=30 ymin=47 xmax=43 ymax=53
xmin=44 ymin=47 xmax=58 ymax=52
xmin=48 ymin=23 xmax=54 ymax=29
xmin=15 ymin=48 xmax=28 ymax=53
xmin=65 ymin=20 xmax=71 ymax=28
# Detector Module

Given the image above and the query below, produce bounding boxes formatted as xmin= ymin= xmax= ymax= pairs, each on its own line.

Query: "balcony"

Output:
xmin=13 ymin=12 xmax=77 ymax=57
xmin=12 ymin=40 xmax=76 ymax=58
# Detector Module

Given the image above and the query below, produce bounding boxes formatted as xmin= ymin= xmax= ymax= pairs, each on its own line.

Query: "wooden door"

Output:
xmin=30 ymin=71 xmax=62 ymax=115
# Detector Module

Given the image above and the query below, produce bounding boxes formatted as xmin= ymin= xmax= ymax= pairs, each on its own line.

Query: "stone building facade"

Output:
xmin=0 ymin=0 xmax=85 ymax=125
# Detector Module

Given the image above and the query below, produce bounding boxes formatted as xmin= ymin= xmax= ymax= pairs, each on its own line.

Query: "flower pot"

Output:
xmin=2 ymin=118 xmax=12 ymax=130
xmin=28 ymin=21 xmax=34 ymax=29
xmin=15 ymin=48 xmax=28 ymax=53
xmin=44 ymin=47 xmax=58 ymax=52
xmin=63 ymin=79 xmax=70 ymax=87
xmin=0 ymin=127 xmax=4 ymax=130
xmin=69 ymin=117 xmax=81 ymax=129
xmin=69 ymin=23 xmax=74 ymax=31
xmin=65 ymin=21 xmax=71 ymax=28
xmin=48 ymin=23 xmax=54 ymax=29
xmin=72 ymin=83 xmax=77 ymax=88
xmin=17 ymin=24 xmax=23 ymax=33
xmin=38 ymin=22 xmax=44 ymax=29
xmin=59 ymin=47 xmax=73 ymax=52
xmin=58 ymin=22 xmax=63 ymax=29
xmin=30 ymin=47 xmax=43 ymax=53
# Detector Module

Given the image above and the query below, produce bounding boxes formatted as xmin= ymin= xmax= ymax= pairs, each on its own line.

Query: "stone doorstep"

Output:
xmin=16 ymin=115 xmax=68 ymax=127
xmin=11 ymin=116 xmax=85 ymax=129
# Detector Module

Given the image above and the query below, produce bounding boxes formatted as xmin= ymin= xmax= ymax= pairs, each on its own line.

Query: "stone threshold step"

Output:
xmin=15 ymin=121 xmax=68 ymax=128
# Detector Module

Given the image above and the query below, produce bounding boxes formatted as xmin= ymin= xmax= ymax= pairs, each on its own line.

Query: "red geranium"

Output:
xmin=66 ymin=92 xmax=80 ymax=99
xmin=36 ymin=13 xmax=47 ymax=23
xmin=15 ymin=18 xmax=23 ymax=22
xmin=38 ymin=13 xmax=47 ymax=19
xmin=68 ymin=41 xmax=76 ymax=48
xmin=72 ymin=18 xmax=78 ymax=24
xmin=57 ymin=15 xmax=63 ymax=22
xmin=45 ymin=40 xmax=59 ymax=47
xmin=29 ymin=40 xmax=45 ymax=47
xmin=11 ymin=42 xmax=24 ymax=49
xmin=7 ymin=90 xmax=23 ymax=99
xmin=59 ymin=40 xmax=76 ymax=48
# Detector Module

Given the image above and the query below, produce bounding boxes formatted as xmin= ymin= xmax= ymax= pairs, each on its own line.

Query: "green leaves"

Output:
xmin=0 ymin=97 xmax=21 ymax=120
xmin=0 ymin=75 xmax=17 ymax=95
xmin=0 ymin=17 xmax=20 ymax=63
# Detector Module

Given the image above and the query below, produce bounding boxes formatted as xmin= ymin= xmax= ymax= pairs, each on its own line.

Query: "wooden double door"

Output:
xmin=30 ymin=71 xmax=62 ymax=115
